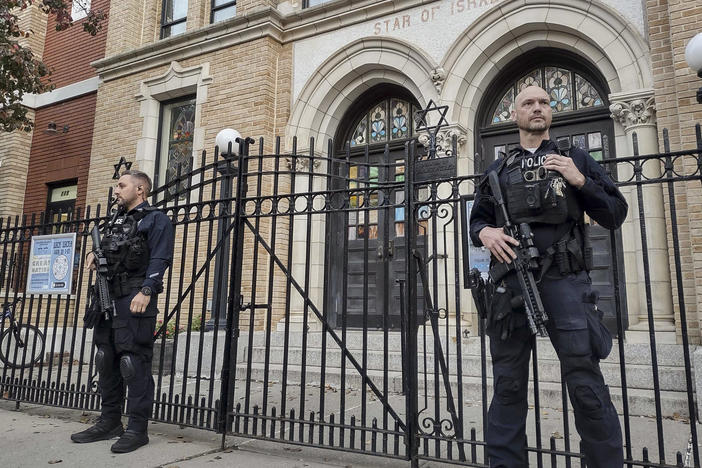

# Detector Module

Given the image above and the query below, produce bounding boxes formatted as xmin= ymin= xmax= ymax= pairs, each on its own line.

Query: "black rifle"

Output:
xmin=86 ymin=225 xmax=115 ymax=327
xmin=487 ymin=171 xmax=548 ymax=336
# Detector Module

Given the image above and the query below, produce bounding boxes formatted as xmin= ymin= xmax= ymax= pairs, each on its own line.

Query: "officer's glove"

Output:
xmin=83 ymin=285 xmax=102 ymax=329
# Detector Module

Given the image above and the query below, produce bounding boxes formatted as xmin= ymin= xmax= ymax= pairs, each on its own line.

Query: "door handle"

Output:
xmin=376 ymin=245 xmax=384 ymax=259
xmin=388 ymin=240 xmax=394 ymax=258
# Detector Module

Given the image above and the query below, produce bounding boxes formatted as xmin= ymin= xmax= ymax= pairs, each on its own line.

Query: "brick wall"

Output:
xmin=648 ymin=0 xmax=702 ymax=341
xmin=0 ymin=123 xmax=35 ymax=221
xmin=106 ymin=0 xmax=279 ymax=57
xmin=0 ymin=5 xmax=48 ymax=220
xmin=22 ymin=94 xmax=98 ymax=217
xmin=88 ymin=35 xmax=292 ymax=331
xmin=42 ymin=0 xmax=110 ymax=88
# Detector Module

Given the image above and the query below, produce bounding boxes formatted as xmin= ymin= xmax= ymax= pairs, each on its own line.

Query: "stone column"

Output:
xmin=610 ymin=90 xmax=676 ymax=343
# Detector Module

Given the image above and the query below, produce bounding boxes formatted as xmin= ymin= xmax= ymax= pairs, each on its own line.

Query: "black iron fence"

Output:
xmin=1 ymin=125 xmax=702 ymax=468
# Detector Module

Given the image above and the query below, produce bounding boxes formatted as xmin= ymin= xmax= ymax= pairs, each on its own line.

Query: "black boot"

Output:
xmin=70 ymin=417 xmax=123 ymax=443
xmin=110 ymin=429 xmax=149 ymax=453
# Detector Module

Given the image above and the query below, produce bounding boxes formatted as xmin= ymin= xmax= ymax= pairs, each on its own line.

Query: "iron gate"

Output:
xmin=2 ymin=120 xmax=702 ymax=468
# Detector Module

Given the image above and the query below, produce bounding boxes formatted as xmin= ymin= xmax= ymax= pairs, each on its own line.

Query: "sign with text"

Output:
xmin=26 ymin=233 xmax=77 ymax=295
xmin=415 ymin=156 xmax=457 ymax=183
xmin=372 ymin=0 xmax=504 ymax=35
xmin=460 ymin=198 xmax=491 ymax=288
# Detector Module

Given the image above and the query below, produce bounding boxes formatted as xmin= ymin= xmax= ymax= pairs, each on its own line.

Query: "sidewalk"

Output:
xmin=1 ymin=398 xmax=698 ymax=467
xmin=0 ymin=400 xmax=419 ymax=468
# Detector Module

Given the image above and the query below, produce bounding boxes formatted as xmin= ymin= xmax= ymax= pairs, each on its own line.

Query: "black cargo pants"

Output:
xmin=93 ymin=289 xmax=156 ymax=433
xmin=486 ymin=270 xmax=622 ymax=468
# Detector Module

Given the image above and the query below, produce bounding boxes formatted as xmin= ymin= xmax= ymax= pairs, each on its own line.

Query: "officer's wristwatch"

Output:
xmin=140 ymin=286 xmax=152 ymax=296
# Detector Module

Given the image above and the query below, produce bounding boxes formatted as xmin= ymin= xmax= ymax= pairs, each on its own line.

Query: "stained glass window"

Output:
xmin=350 ymin=117 xmax=368 ymax=147
xmin=390 ymin=99 xmax=410 ymax=140
xmin=370 ymin=103 xmax=387 ymax=143
xmin=158 ymin=98 xmax=195 ymax=201
xmin=490 ymin=67 xmax=604 ymax=125
xmin=576 ymin=74 xmax=603 ymax=108
xmin=348 ymin=164 xmax=380 ymax=240
xmin=348 ymin=98 xmax=415 ymax=147
xmin=492 ymin=88 xmax=514 ymax=124
xmin=572 ymin=134 xmax=586 ymax=150
xmin=517 ymin=69 xmax=542 ymax=93
xmin=545 ymin=67 xmax=573 ymax=112
xmin=565 ymin=132 xmax=606 ymax=161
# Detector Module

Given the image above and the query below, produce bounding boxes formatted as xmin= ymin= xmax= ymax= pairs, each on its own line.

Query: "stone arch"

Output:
xmin=440 ymin=0 xmax=652 ymax=131
xmin=287 ymin=37 xmax=440 ymax=151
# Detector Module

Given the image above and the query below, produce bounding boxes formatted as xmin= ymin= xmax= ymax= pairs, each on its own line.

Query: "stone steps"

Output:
xmin=243 ymin=346 xmax=691 ymax=392
xmin=243 ymin=330 xmax=694 ymax=367
xmin=228 ymin=362 xmax=692 ymax=419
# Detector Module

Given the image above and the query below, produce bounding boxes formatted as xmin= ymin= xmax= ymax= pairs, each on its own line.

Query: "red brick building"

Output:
xmin=7 ymin=0 xmax=110 ymax=221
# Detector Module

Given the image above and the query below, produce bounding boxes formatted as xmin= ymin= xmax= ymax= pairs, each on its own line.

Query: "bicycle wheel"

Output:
xmin=0 ymin=324 xmax=45 ymax=369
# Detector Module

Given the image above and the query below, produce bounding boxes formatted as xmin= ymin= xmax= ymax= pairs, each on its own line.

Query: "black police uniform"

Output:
xmin=94 ymin=201 xmax=174 ymax=434
xmin=469 ymin=139 xmax=628 ymax=468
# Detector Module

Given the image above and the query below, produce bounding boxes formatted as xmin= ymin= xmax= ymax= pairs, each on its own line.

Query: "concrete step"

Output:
xmin=243 ymin=346 xmax=692 ymax=393
xmin=244 ymin=330 xmax=696 ymax=368
xmin=228 ymin=362 xmax=693 ymax=419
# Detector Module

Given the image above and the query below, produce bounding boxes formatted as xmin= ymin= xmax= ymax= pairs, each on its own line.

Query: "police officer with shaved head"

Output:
xmin=71 ymin=169 xmax=174 ymax=453
xmin=470 ymin=86 xmax=627 ymax=467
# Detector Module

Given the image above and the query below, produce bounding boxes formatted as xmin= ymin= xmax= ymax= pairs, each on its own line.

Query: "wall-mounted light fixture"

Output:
xmin=43 ymin=121 xmax=69 ymax=135
xmin=685 ymin=33 xmax=702 ymax=104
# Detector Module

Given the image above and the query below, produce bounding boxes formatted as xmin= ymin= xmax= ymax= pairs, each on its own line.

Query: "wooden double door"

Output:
xmin=326 ymin=148 xmax=425 ymax=330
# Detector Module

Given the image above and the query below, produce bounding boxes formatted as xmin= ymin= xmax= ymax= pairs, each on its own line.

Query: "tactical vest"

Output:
xmin=497 ymin=149 xmax=582 ymax=226
xmin=489 ymin=146 xmax=593 ymax=278
xmin=101 ymin=208 xmax=152 ymax=297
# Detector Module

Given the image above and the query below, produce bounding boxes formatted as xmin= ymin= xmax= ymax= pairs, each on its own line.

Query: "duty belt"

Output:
xmin=488 ymin=225 xmax=591 ymax=284
xmin=109 ymin=272 xmax=145 ymax=298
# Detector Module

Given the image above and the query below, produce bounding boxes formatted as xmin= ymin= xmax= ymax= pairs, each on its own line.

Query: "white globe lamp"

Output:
xmin=215 ymin=128 xmax=241 ymax=157
xmin=685 ymin=33 xmax=702 ymax=104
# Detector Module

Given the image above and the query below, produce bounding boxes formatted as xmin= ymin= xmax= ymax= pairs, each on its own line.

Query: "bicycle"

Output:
xmin=0 ymin=298 xmax=45 ymax=369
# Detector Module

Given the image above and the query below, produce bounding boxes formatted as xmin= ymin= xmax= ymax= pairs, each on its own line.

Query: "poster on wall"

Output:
xmin=460 ymin=197 xmax=491 ymax=289
xmin=26 ymin=233 xmax=77 ymax=295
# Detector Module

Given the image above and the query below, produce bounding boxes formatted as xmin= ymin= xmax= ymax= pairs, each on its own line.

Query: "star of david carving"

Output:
xmin=112 ymin=157 xmax=133 ymax=180
xmin=414 ymin=100 xmax=449 ymax=137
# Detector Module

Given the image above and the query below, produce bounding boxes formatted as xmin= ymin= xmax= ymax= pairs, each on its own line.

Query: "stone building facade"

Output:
xmin=5 ymin=0 xmax=702 ymax=344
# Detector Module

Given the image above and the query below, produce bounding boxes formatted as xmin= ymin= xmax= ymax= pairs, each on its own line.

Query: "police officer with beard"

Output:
xmin=470 ymin=86 xmax=627 ymax=467
xmin=71 ymin=170 xmax=174 ymax=453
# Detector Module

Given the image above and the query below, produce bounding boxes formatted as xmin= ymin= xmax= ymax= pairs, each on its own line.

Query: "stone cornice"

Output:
xmin=609 ymin=89 xmax=657 ymax=128
xmin=92 ymin=0 xmax=438 ymax=82
xmin=22 ymin=77 xmax=99 ymax=109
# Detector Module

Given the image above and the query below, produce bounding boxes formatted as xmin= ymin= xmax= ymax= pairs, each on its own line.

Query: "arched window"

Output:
xmin=347 ymin=98 xmax=418 ymax=147
xmin=491 ymin=67 xmax=604 ymax=124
